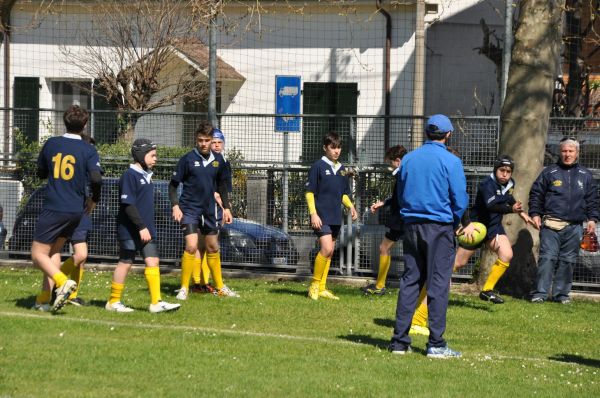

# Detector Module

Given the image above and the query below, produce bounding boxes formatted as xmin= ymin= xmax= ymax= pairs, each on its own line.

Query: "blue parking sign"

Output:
xmin=275 ymin=76 xmax=301 ymax=132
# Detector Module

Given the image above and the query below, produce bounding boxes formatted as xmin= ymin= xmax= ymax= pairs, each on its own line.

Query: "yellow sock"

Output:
xmin=36 ymin=289 xmax=51 ymax=305
xmin=206 ymin=252 xmax=224 ymax=289
xmin=376 ymin=255 xmax=391 ymax=289
xmin=180 ymin=251 xmax=195 ymax=290
xmin=312 ymin=252 xmax=328 ymax=285
xmin=192 ymin=255 xmax=201 ymax=285
xmin=145 ymin=267 xmax=162 ymax=305
xmin=319 ymin=257 xmax=332 ymax=292
xmin=51 ymin=272 xmax=68 ymax=288
xmin=60 ymin=257 xmax=76 ymax=276
xmin=482 ymin=259 xmax=509 ymax=291
xmin=412 ymin=286 xmax=428 ymax=327
xmin=109 ymin=282 xmax=125 ymax=304
xmin=69 ymin=265 xmax=84 ymax=299
xmin=200 ymin=256 xmax=211 ymax=285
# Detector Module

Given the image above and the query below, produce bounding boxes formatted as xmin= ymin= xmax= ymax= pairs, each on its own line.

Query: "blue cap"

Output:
xmin=212 ymin=128 xmax=225 ymax=142
xmin=425 ymin=114 xmax=453 ymax=134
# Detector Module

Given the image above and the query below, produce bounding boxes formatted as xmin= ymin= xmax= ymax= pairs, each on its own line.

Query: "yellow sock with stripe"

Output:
xmin=206 ymin=252 xmax=224 ymax=289
xmin=109 ymin=282 xmax=125 ymax=304
xmin=482 ymin=259 xmax=509 ymax=291
xmin=60 ymin=257 xmax=76 ymax=276
xmin=145 ymin=267 xmax=162 ymax=305
xmin=319 ymin=257 xmax=332 ymax=292
xmin=180 ymin=251 xmax=195 ymax=290
xmin=412 ymin=286 xmax=428 ymax=327
xmin=312 ymin=252 xmax=328 ymax=285
xmin=201 ymin=255 xmax=211 ymax=285
xmin=36 ymin=289 xmax=52 ymax=305
xmin=68 ymin=265 xmax=84 ymax=299
xmin=192 ymin=255 xmax=201 ymax=285
xmin=376 ymin=255 xmax=391 ymax=290
xmin=51 ymin=272 xmax=68 ymax=288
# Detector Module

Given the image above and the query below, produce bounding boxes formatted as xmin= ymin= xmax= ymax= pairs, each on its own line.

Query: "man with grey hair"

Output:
xmin=528 ymin=137 xmax=599 ymax=304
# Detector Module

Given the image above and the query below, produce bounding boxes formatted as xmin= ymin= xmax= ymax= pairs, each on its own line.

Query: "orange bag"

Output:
xmin=581 ymin=231 xmax=599 ymax=252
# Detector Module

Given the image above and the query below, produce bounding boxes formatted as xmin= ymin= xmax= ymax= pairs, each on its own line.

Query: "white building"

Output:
xmin=1 ymin=0 xmax=503 ymax=163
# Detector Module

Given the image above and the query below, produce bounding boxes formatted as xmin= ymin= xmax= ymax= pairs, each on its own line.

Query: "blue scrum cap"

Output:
xmin=425 ymin=114 xmax=454 ymax=134
xmin=212 ymin=128 xmax=225 ymax=142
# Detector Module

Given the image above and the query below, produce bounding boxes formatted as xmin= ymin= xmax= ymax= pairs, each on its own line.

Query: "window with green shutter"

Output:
xmin=302 ymin=82 xmax=358 ymax=164
xmin=13 ymin=77 xmax=40 ymax=143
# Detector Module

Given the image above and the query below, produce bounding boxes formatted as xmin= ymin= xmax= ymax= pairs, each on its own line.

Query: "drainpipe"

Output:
xmin=376 ymin=0 xmax=391 ymax=151
xmin=412 ymin=0 xmax=425 ymax=148
xmin=208 ymin=8 xmax=217 ymax=127
xmin=2 ymin=7 xmax=12 ymax=155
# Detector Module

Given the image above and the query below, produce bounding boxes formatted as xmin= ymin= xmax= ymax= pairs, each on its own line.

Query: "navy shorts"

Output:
xmin=70 ymin=214 xmax=91 ymax=244
xmin=385 ymin=228 xmax=404 ymax=242
xmin=33 ymin=209 xmax=82 ymax=244
xmin=458 ymin=224 xmax=505 ymax=250
xmin=118 ymin=239 xmax=159 ymax=263
xmin=181 ymin=211 xmax=221 ymax=236
xmin=314 ymin=224 xmax=341 ymax=240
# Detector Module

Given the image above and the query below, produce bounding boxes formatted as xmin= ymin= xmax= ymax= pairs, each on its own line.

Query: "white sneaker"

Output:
xmin=32 ymin=303 xmax=50 ymax=312
xmin=52 ymin=279 xmax=77 ymax=312
xmin=176 ymin=287 xmax=188 ymax=301
xmin=105 ymin=301 xmax=134 ymax=313
xmin=149 ymin=301 xmax=181 ymax=313
xmin=214 ymin=285 xmax=240 ymax=298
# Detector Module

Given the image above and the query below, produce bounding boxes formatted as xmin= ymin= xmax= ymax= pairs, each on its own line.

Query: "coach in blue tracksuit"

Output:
xmin=389 ymin=114 xmax=469 ymax=358
xmin=529 ymin=137 xmax=599 ymax=304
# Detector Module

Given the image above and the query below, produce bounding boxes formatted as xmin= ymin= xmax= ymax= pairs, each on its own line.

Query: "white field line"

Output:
xmin=0 ymin=310 xmax=580 ymax=366
xmin=0 ymin=310 xmax=352 ymax=346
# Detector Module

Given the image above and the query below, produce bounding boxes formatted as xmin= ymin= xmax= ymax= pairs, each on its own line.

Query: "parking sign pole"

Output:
xmin=282 ymin=130 xmax=289 ymax=233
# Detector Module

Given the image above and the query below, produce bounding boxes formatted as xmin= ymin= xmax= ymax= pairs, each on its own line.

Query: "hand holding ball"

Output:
xmin=457 ymin=222 xmax=487 ymax=249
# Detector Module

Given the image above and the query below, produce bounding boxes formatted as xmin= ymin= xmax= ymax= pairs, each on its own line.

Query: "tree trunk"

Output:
xmin=484 ymin=0 xmax=565 ymax=297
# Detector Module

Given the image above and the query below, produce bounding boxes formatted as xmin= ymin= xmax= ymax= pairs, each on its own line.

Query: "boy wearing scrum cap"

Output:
xmin=105 ymin=139 xmax=180 ymax=313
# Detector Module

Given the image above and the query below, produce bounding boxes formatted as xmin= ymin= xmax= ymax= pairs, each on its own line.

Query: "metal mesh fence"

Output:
xmin=1 ymin=110 xmax=600 ymax=289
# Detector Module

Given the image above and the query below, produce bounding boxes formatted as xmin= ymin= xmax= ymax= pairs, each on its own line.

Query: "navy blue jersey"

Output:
xmin=471 ymin=174 xmax=516 ymax=237
xmin=117 ymin=166 xmax=156 ymax=240
xmin=171 ymin=149 xmax=229 ymax=215
xmin=306 ymin=157 xmax=352 ymax=226
xmin=37 ymin=134 xmax=102 ymax=213
xmin=224 ymin=158 xmax=233 ymax=192
xmin=383 ymin=167 xmax=403 ymax=230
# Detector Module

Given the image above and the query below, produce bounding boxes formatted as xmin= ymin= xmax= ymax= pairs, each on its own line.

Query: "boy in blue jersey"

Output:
xmin=105 ymin=139 xmax=180 ymax=313
xmin=389 ymin=114 xmax=469 ymax=358
xmin=454 ymin=155 xmax=534 ymax=303
xmin=31 ymin=105 xmax=102 ymax=312
xmin=190 ymin=128 xmax=233 ymax=294
xmin=305 ymin=132 xmax=358 ymax=300
xmin=170 ymin=121 xmax=238 ymax=299
xmin=362 ymin=145 xmax=407 ymax=296
xmin=33 ymin=135 xmax=99 ymax=310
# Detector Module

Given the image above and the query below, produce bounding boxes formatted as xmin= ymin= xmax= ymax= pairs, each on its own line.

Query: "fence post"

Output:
xmin=282 ymin=130 xmax=289 ymax=233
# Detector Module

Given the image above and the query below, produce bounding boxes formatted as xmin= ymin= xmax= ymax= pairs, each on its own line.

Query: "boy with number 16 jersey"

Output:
xmin=31 ymin=105 xmax=102 ymax=312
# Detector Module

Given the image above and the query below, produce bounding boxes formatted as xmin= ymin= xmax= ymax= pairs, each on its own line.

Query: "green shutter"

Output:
xmin=302 ymin=82 xmax=357 ymax=163
xmin=92 ymin=80 xmax=119 ymax=144
xmin=13 ymin=77 xmax=40 ymax=143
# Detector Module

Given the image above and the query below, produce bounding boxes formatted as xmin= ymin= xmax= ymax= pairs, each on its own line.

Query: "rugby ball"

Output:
xmin=457 ymin=222 xmax=487 ymax=249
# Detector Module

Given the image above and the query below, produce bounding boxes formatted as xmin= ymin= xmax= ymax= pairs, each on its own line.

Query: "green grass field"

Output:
xmin=0 ymin=266 xmax=599 ymax=397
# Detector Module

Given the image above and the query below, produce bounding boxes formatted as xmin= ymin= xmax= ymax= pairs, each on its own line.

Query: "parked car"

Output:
xmin=9 ymin=179 xmax=299 ymax=270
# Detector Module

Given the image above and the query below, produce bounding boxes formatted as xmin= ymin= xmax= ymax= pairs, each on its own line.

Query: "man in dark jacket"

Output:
xmin=528 ymin=138 xmax=599 ymax=304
